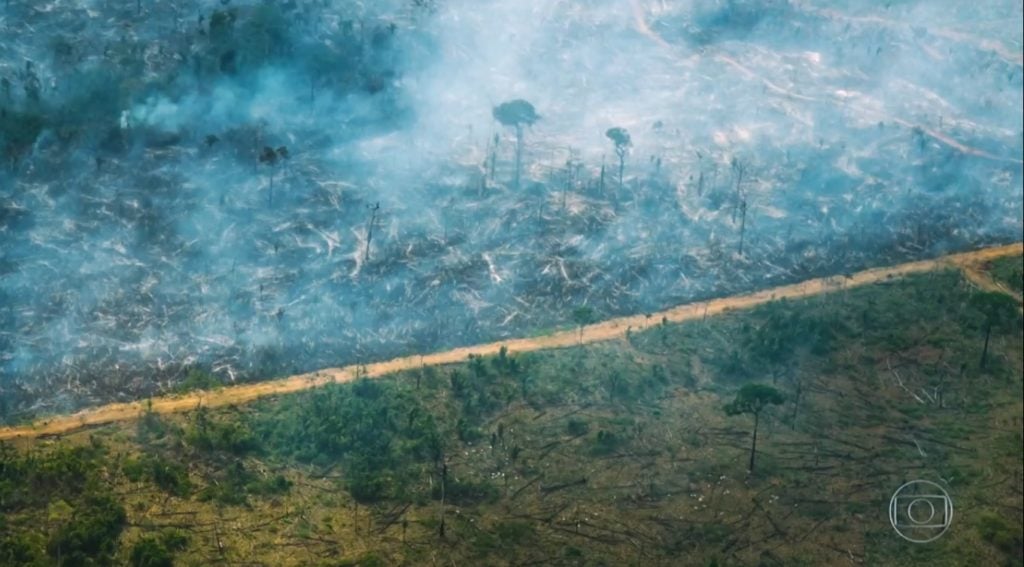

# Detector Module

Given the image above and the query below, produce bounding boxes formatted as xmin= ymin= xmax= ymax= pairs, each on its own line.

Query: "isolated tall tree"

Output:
xmin=259 ymin=146 xmax=288 ymax=207
xmin=730 ymin=156 xmax=746 ymax=224
xmin=492 ymin=99 xmax=539 ymax=189
xmin=695 ymin=151 xmax=705 ymax=196
xmin=488 ymin=133 xmax=499 ymax=180
xmin=605 ymin=127 xmax=631 ymax=189
xmin=738 ymin=196 xmax=748 ymax=255
xmin=724 ymin=383 xmax=785 ymax=474
xmin=969 ymin=291 xmax=1019 ymax=369
xmin=571 ymin=306 xmax=595 ymax=345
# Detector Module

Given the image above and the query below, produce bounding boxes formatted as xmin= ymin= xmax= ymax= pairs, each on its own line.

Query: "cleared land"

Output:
xmin=2 ymin=250 xmax=1021 ymax=566
xmin=1 ymin=242 xmax=1020 ymax=441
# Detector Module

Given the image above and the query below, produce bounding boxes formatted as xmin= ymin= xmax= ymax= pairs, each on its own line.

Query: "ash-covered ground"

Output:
xmin=1 ymin=0 xmax=1021 ymax=420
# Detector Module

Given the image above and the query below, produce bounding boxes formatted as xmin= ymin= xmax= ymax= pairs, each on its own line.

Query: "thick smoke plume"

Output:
xmin=1 ymin=0 xmax=1021 ymax=419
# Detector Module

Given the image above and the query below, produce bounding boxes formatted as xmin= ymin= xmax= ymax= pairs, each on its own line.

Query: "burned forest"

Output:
xmin=1 ymin=1 xmax=1023 ymax=565
xmin=2 ymin=0 xmax=1020 ymax=420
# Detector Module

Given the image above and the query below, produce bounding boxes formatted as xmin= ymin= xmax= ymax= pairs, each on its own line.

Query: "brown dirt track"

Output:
xmin=1 ymin=242 xmax=1020 ymax=441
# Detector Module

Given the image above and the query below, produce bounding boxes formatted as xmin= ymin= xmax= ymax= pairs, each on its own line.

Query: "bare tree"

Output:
xmin=364 ymin=202 xmax=381 ymax=262
xmin=730 ymin=156 xmax=746 ymax=223
xmin=695 ymin=151 xmax=705 ymax=196
xmin=438 ymin=458 xmax=448 ymax=539
xmin=738 ymin=196 xmax=748 ymax=255
xmin=488 ymin=133 xmax=499 ymax=181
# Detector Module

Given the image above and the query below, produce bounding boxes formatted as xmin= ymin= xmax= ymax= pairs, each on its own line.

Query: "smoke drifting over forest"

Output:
xmin=1 ymin=0 xmax=1021 ymax=419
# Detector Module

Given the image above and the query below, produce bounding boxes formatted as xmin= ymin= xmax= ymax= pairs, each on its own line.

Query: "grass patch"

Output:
xmin=1 ymin=269 xmax=1021 ymax=565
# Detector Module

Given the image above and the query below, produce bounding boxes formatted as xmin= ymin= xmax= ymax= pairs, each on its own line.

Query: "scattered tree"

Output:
xmin=695 ymin=151 xmax=705 ymax=196
xmin=724 ymin=383 xmax=785 ymax=474
xmin=730 ymin=156 xmax=746 ymax=223
xmin=129 ymin=530 xmax=188 ymax=567
xmin=492 ymin=99 xmax=539 ymax=189
xmin=969 ymin=291 xmax=1020 ymax=370
xmin=488 ymin=133 xmax=499 ymax=181
xmin=258 ymin=145 xmax=288 ymax=207
xmin=46 ymin=494 xmax=126 ymax=566
xmin=365 ymin=201 xmax=381 ymax=263
xmin=738 ymin=196 xmax=748 ymax=255
xmin=571 ymin=306 xmax=595 ymax=345
xmin=605 ymin=127 xmax=631 ymax=190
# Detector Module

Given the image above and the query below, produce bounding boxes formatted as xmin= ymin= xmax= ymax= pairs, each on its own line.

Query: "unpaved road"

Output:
xmin=2 ymin=243 xmax=1021 ymax=441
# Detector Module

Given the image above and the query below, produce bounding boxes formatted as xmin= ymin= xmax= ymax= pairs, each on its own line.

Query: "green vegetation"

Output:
xmin=1 ymin=268 xmax=1021 ymax=565
xmin=252 ymin=377 xmax=443 ymax=503
xmin=970 ymin=291 xmax=1021 ymax=369
xmin=0 ymin=442 xmax=126 ymax=566
xmin=173 ymin=368 xmax=224 ymax=394
xmin=129 ymin=530 xmax=189 ymax=567
xmin=723 ymin=383 xmax=785 ymax=473
xmin=571 ymin=305 xmax=596 ymax=343
xmin=987 ymin=256 xmax=1024 ymax=294
xmin=184 ymin=407 xmax=257 ymax=455
xmin=122 ymin=455 xmax=191 ymax=498
xmin=975 ymin=512 xmax=1023 ymax=566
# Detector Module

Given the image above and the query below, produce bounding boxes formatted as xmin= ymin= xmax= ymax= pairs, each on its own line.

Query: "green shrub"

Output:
xmin=566 ymin=418 xmax=590 ymax=437
xmin=434 ymin=477 xmax=499 ymax=506
xmin=122 ymin=454 xmax=190 ymax=495
xmin=248 ymin=474 xmax=292 ymax=496
xmin=976 ymin=512 xmax=1024 ymax=561
xmin=0 ymin=521 xmax=45 ymax=565
xmin=591 ymin=429 xmax=621 ymax=456
xmin=494 ymin=520 xmax=535 ymax=545
xmin=185 ymin=414 xmax=256 ymax=455
xmin=129 ymin=536 xmax=173 ymax=567
xmin=46 ymin=494 xmax=125 ymax=567
xmin=150 ymin=459 xmax=191 ymax=497
xmin=136 ymin=406 xmax=171 ymax=443
xmin=129 ymin=529 xmax=189 ymax=567
xmin=175 ymin=369 xmax=223 ymax=393
xmin=253 ymin=380 xmax=442 ymax=503
xmin=330 ymin=552 xmax=387 ymax=567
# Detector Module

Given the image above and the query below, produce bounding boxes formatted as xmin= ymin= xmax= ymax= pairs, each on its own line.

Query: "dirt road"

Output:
xmin=1 ymin=243 xmax=1020 ymax=442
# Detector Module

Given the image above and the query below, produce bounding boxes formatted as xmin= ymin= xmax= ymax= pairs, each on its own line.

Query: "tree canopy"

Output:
xmin=605 ymin=127 xmax=631 ymax=151
xmin=724 ymin=383 xmax=785 ymax=417
xmin=969 ymin=291 xmax=1020 ymax=328
xmin=492 ymin=100 xmax=539 ymax=128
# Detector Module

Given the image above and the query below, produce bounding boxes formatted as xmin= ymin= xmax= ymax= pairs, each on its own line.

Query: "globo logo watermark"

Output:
xmin=889 ymin=480 xmax=954 ymax=543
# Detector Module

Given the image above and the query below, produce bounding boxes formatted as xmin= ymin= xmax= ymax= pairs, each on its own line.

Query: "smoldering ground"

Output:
xmin=0 ymin=0 xmax=1021 ymax=418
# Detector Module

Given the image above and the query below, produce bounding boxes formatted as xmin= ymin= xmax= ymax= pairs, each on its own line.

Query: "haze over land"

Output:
xmin=1 ymin=0 xmax=1022 ymax=418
